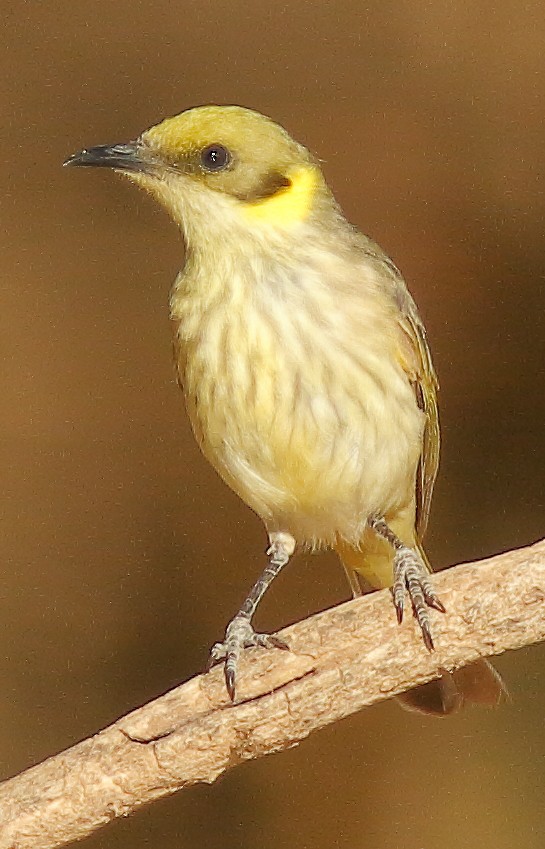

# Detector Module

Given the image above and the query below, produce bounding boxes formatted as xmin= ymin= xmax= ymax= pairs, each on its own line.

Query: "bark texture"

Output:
xmin=1 ymin=539 xmax=545 ymax=849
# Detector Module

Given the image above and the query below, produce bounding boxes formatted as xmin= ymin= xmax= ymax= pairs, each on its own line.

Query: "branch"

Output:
xmin=2 ymin=539 xmax=545 ymax=849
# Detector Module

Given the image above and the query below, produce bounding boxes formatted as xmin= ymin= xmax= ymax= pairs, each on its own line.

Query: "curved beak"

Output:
xmin=64 ymin=141 xmax=150 ymax=173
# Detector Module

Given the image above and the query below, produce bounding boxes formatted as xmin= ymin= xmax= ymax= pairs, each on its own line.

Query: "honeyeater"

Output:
xmin=66 ymin=104 xmax=503 ymax=713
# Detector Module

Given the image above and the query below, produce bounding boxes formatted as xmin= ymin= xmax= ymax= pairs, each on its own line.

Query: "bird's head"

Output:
xmin=65 ymin=105 xmax=331 ymax=245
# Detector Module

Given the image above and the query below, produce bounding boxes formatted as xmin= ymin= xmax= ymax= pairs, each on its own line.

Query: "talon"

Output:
xmin=426 ymin=594 xmax=446 ymax=614
xmin=225 ymin=665 xmax=236 ymax=701
xmin=393 ymin=545 xmax=444 ymax=649
xmin=208 ymin=615 xmax=290 ymax=699
xmin=393 ymin=580 xmax=405 ymax=623
xmin=421 ymin=623 xmax=435 ymax=652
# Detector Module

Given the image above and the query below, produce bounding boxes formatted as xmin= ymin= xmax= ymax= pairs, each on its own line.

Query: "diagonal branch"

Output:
xmin=2 ymin=539 xmax=545 ymax=849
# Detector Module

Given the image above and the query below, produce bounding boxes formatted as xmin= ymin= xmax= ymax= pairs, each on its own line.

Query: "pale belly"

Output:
xmin=183 ymin=319 xmax=424 ymax=548
xmin=173 ymin=239 xmax=428 ymax=548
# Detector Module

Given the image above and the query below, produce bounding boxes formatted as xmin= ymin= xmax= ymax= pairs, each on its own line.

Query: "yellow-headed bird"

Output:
xmin=66 ymin=105 xmax=503 ymax=713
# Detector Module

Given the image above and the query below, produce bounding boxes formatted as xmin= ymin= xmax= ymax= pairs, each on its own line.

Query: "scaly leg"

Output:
xmin=210 ymin=531 xmax=295 ymax=699
xmin=368 ymin=516 xmax=445 ymax=649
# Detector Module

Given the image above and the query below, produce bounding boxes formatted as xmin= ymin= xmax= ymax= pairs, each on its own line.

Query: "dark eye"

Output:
xmin=200 ymin=144 xmax=231 ymax=172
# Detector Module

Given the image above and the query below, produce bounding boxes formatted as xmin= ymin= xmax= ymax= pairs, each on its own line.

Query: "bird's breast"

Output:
xmin=171 ymin=255 xmax=424 ymax=545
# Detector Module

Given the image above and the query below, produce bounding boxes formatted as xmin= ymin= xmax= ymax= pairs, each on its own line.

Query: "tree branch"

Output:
xmin=2 ymin=539 xmax=545 ymax=849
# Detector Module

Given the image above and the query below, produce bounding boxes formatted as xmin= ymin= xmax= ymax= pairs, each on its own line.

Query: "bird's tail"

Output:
xmin=335 ymin=527 xmax=505 ymax=716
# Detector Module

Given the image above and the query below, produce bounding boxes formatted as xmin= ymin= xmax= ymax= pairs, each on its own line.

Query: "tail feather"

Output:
xmin=396 ymin=659 xmax=506 ymax=716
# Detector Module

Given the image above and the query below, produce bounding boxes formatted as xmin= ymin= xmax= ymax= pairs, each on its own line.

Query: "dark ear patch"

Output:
xmin=234 ymin=171 xmax=291 ymax=203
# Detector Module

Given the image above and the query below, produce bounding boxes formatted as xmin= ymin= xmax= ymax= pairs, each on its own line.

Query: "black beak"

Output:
xmin=63 ymin=141 xmax=149 ymax=172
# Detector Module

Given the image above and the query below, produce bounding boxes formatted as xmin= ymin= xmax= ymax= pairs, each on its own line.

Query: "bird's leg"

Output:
xmin=209 ymin=531 xmax=295 ymax=700
xmin=368 ymin=516 xmax=445 ymax=650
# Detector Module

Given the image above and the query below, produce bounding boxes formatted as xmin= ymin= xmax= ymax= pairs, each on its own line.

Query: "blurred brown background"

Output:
xmin=2 ymin=1 xmax=545 ymax=847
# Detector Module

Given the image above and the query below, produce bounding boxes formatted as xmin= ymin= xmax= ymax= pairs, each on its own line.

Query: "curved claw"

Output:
xmin=225 ymin=666 xmax=237 ymax=701
xmin=425 ymin=594 xmax=446 ymax=614
xmin=393 ymin=546 xmax=445 ymax=649
xmin=208 ymin=616 xmax=290 ymax=700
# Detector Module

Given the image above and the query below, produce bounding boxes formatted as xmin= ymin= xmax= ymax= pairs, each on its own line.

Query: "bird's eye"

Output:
xmin=200 ymin=144 xmax=231 ymax=172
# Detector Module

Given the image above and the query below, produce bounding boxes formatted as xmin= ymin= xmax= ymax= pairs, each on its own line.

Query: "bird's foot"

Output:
xmin=393 ymin=547 xmax=446 ymax=650
xmin=209 ymin=615 xmax=289 ymax=700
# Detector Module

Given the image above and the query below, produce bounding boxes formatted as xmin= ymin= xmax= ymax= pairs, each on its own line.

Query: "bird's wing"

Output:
xmin=352 ymin=237 xmax=440 ymax=541
xmin=394 ymin=282 xmax=440 ymax=540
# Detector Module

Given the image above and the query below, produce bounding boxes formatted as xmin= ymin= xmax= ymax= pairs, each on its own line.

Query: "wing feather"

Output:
xmin=352 ymin=237 xmax=440 ymax=541
xmin=395 ymin=284 xmax=440 ymax=540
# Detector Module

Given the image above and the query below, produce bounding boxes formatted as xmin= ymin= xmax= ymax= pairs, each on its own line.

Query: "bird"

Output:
xmin=65 ymin=104 xmax=504 ymax=712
